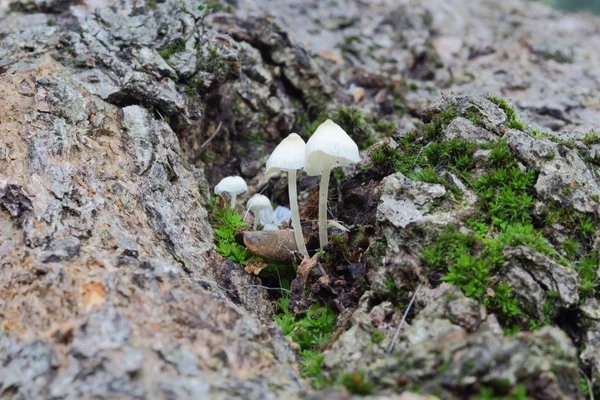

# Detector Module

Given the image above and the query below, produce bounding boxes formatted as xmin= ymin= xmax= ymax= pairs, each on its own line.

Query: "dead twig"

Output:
xmin=199 ymin=121 xmax=223 ymax=150
xmin=388 ymin=283 xmax=422 ymax=354
xmin=579 ymin=368 xmax=595 ymax=400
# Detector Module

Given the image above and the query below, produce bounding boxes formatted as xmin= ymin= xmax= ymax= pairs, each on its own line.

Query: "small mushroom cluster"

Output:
xmin=214 ymin=119 xmax=360 ymax=257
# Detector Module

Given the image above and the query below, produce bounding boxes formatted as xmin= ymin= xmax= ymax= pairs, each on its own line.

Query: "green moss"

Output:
xmin=7 ymin=2 xmax=21 ymax=12
xmin=158 ymin=38 xmax=186 ymax=60
xmin=370 ymin=99 xmax=598 ymax=329
xmin=529 ymin=129 xmax=544 ymax=139
xmin=423 ymin=139 xmax=475 ymax=169
xmin=423 ymin=135 xmax=553 ymax=327
xmin=249 ymin=132 xmax=265 ymax=145
xmin=73 ymin=60 xmax=88 ymax=68
xmin=184 ymin=76 xmax=206 ymax=95
xmin=199 ymin=46 xmax=224 ymax=73
xmin=340 ymin=35 xmax=363 ymax=59
xmin=368 ymin=102 xmax=473 ymax=187
xmin=64 ymin=46 xmax=76 ymax=57
xmin=385 ymin=276 xmax=397 ymax=292
xmin=487 ymin=283 xmax=522 ymax=322
xmin=464 ymin=104 xmax=486 ymax=128
xmin=371 ymin=331 xmax=384 ymax=344
xmin=442 ymin=253 xmax=491 ymax=299
xmin=487 ymin=96 xmax=525 ymax=131
xmin=483 ymin=140 xmax=514 ymax=167
xmin=582 ymin=131 xmax=600 ymax=146
xmin=201 ymin=152 xmax=215 ymax=165
xmin=583 ymin=152 xmax=600 ymax=166
xmin=406 ymin=167 xmax=444 ymax=185
xmin=421 ymin=222 xmax=564 ymax=327
xmin=276 ymin=297 xmax=337 ymax=348
xmin=474 ymin=166 xmax=535 ymax=226
xmin=211 ymin=206 xmax=250 ymax=265
xmin=545 ymin=207 xmax=598 ymax=244
xmin=507 ymin=119 xmax=526 ymax=131
xmin=422 ymin=103 xmax=459 ymax=141
xmin=575 ymin=252 xmax=599 ymax=300
xmin=299 ymin=350 xmax=327 ymax=389
xmin=340 ymin=371 xmax=373 ymax=395
xmin=475 ymin=384 xmax=530 ymax=400
xmin=275 ymin=297 xmax=337 ymax=389
xmin=330 ymin=234 xmax=348 ymax=246
xmin=562 ymin=238 xmax=579 ymax=260
xmin=421 ymin=226 xmax=476 ymax=270
xmin=198 ymin=0 xmax=233 ymax=13
xmin=370 ymin=142 xmax=402 ymax=172
xmin=488 ymin=96 xmax=517 ymax=121
xmin=497 ymin=223 xmax=554 ymax=255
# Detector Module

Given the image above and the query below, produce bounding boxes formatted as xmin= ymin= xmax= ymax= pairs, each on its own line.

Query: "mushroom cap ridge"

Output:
xmin=266 ymin=133 xmax=306 ymax=173
xmin=214 ymin=176 xmax=248 ymax=195
xmin=246 ymin=194 xmax=272 ymax=211
xmin=304 ymin=119 xmax=360 ymax=176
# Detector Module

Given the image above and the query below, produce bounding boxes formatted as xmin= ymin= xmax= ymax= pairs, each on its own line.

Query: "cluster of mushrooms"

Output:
xmin=214 ymin=119 xmax=360 ymax=258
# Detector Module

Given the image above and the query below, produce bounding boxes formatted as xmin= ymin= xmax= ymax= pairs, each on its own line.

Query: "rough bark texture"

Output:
xmin=0 ymin=1 xmax=309 ymax=398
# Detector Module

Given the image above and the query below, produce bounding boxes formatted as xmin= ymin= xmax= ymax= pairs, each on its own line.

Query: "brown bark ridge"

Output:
xmin=0 ymin=1 xmax=317 ymax=398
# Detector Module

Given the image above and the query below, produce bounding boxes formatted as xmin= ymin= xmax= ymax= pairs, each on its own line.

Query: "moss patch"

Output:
xmin=210 ymin=203 xmax=251 ymax=265
xmin=158 ymin=38 xmax=187 ymax=61
xmin=368 ymin=97 xmax=600 ymax=332
xmin=487 ymin=96 xmax=525 ymax=131
xmin=275 ymin=297 xmax=337 ymax=389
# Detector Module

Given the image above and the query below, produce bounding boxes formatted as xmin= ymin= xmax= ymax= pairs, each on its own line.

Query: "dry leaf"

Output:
xmin=289 ymin=254 xmax=320 ymax=313
xmin=317 ymin=49 xmax=344 ymax=65
xmin=244 ymin=259 xmax=268 ymax=275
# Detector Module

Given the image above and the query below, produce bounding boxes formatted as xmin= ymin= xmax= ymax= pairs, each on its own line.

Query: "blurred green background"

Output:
xmin=547 ymin=0 xmax=600 ymax=14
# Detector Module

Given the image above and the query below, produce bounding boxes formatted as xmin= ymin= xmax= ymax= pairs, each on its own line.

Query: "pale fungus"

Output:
xmin=304 ymin=120 xmax=360 ymax=248
xmin=266 ymin=133 xmax=309 ymax=257
xmin=214 ymin=176 xmax=248 ymax=209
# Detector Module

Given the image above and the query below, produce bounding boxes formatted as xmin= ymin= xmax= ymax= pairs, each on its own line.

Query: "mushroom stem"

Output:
xmin=318 ymin=156 xmax=332 ymax=248
xmin=288 ymin=169 xmax=309 ymax=257
xmin=253 ymin=214 xmax=259 ymax=230
xmin=230 ymin=193 xmax=237 ymax=209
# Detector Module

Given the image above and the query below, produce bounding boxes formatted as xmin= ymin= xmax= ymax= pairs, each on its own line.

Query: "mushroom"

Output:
xmin=266 ymin=133 xmax=309 ymax=257
xmin=246 ymin=194 xmax=272 ymax=230
xmin=258 ymin=205 xmax=292 ymax=229
xmin=214 ymin=176 xmax=248 ymax=209
xmin=304 ymin=120 xmax=360 ymax=248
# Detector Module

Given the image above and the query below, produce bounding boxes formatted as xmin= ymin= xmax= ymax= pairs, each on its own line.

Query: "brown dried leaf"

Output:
xmin=244 ymin=259 xmax=268 ymax=275
xmin=317 ymin=49 xmax=344 ymax=65
xmin=289 ymin=254 xmax=320 ymax=314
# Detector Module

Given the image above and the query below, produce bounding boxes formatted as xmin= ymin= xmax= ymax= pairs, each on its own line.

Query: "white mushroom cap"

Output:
xmin=246 ymin=194 xmax=271 ymax=212
xmin=214 ymin=176 xmax=248 ymax=196
xmin=304 ymin=119 xmax=360 ymax=176
xmin=266 ymin=133 xmax=306 ymax=173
